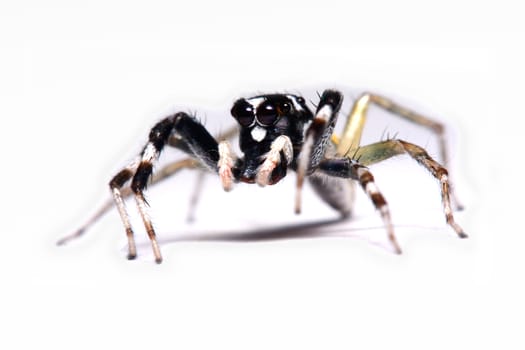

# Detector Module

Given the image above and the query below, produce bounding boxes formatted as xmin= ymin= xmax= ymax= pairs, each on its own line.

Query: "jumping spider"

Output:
xmin=58 ymin=89 xmax=467 ymax=263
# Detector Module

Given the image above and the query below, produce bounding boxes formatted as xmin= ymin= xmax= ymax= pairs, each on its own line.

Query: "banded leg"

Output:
xmin=111 ymin=112 xmax=220 ymax=263
xmin=110 ymin=117 xmax=179 ymax=262
xmin=295 ymin=90 xmax=343 ymax=213
xmin=335 ymin=92 xmax=463 ymax=210
xmin=317 ymin=158 xmax=402 ymax=253
xmin=57 ymin=158 xmax=202 ymax=247
xmin=109 ymin=162 xmax=140 ymax=259
xmin=58 ymin=125 xmax=238 ymax=247
xmin=355 ymin=139 xmax=467 ymax=238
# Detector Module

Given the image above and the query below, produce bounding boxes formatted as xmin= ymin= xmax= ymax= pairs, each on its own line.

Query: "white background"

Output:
xmin=1 ymin=1 xmax=521 ymax=349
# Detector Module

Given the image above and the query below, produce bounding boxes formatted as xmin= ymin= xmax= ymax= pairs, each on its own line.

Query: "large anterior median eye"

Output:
xmin=257 ymin=102 xmax=278 ymax=126
xmin=231 ymin=101 xmax=255 ymax=127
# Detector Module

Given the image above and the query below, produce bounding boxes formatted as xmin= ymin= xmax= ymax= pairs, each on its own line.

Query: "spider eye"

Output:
xmin=231 ymin=102 xmax=255 ymax=127
xmin=257 ymin=103 xmax=278 ymax=126
xmin=280 ymin=102 xmax=291 ymax=114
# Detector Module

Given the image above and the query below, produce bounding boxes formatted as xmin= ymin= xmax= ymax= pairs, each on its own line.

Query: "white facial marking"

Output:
xmin=247 ymin=97 xmax=265 ymax=109
xmin=286 ymin=95 xmax=304 ymax=111
xmin=251 ymin=126 xmax=267 ymax=142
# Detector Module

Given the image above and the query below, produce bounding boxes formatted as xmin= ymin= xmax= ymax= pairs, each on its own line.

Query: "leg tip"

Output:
xmin=458 ymin=232 xmax=468 ymax=239
xmin=56 ymin=229 xmax=85 ymax=246
xmin=127 ymin=253 xmax=137 ymax=260
xmin=155 ymin=257 xmax=163 ymax=264
xmin=390 ymin=238 xmax=402 ymax=255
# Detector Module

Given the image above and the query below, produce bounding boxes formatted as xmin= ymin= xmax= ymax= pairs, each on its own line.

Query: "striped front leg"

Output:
xmin=295 ymin=90 xmax=343 ymax=214
xmin=109 ymin=112 xmax=220 ymax=263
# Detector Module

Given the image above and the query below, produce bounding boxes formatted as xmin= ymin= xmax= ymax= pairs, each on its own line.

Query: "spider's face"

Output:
xmin=231 ymin=94 xmax=312 ymax=143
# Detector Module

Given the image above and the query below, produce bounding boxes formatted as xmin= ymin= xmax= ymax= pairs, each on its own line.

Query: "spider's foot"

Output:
xmin=127 ymin=252 xmax=137 ymax=260
xmin=447 ymin=218 xmax=468 ymax=239
xmin=392 ymin=243 xmax=402 ymax=255
xmin=388 ymin=233 xmax=402 ymax=254
xmin=56 ymin=228 xmax=85 ymax=246
xmin=150 ymin=239 xmax=163 ymax=264
xmin=458 ymin=231 xmax=468 ymax=239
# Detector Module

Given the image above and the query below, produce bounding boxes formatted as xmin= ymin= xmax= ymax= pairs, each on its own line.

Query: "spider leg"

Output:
xmin=57 ymin=158 xmax=201 ymax=247
xmin=110 ymin=112 xmax=220 ymax=263
xmin=336 ymin=93 xmax=463 ymax=210
xmin=355 ymin=139 xmax=467 ymax=238
xmin=316 ymin=158 xmax=402 ymax=254
xmin=109 ymin=161 xmax=140 ymax=260
xmin=58 ymin=125 xmax=238 ymax=248
xmin=295 ymin=89 xmax=343 ymax=214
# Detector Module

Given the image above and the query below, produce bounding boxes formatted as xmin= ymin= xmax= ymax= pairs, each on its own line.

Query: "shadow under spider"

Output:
xmin=142 ymin=217 xmax=390 ymax=247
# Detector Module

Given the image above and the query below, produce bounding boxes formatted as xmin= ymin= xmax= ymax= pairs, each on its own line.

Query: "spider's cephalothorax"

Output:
xmin=230 ymin=94 xmax=314 ymax=184
xmin=59 ymin=89 xmax=467 ymax=263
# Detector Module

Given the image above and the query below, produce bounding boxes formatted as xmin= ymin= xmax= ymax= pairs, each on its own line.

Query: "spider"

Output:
xmin=58 ymin=89 xmax=467 ymax=263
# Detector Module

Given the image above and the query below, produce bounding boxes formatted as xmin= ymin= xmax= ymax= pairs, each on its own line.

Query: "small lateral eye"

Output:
xmin=280 ymin=102 xmax=291 ymax=114
xmin=257 ymin=103 xmax=278 ymax=126
xmin=231 ymin=102 xmax=255 ymax=127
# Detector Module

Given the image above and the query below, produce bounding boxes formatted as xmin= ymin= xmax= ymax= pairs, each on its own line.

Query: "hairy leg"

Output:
xmin=110 ymin=113 xmax=220 ymax=263
xmin=295 ymin=90 xmax=343 ymax=214
xmin=355 ymin=139 xmax=467 ymax=238
xmin=335 ymin=92 xmax=463 ymax=209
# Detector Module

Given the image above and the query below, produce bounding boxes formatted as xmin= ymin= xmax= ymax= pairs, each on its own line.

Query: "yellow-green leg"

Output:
xmin=335 ymin=92 xmax=462 ymax=209
xmin=354 ymin=139 xmax=467 ymax=239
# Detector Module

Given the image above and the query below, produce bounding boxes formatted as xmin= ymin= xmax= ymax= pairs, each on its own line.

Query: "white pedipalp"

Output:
xmin=256 ymin=135 xmax=293 ymax=186
xmin=218 ymin=141 xmax=237 ymax=191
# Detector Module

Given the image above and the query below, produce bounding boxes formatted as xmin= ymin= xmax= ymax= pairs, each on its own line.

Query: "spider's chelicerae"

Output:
xmin=59 ymin=89 xmax=467 ymax=263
